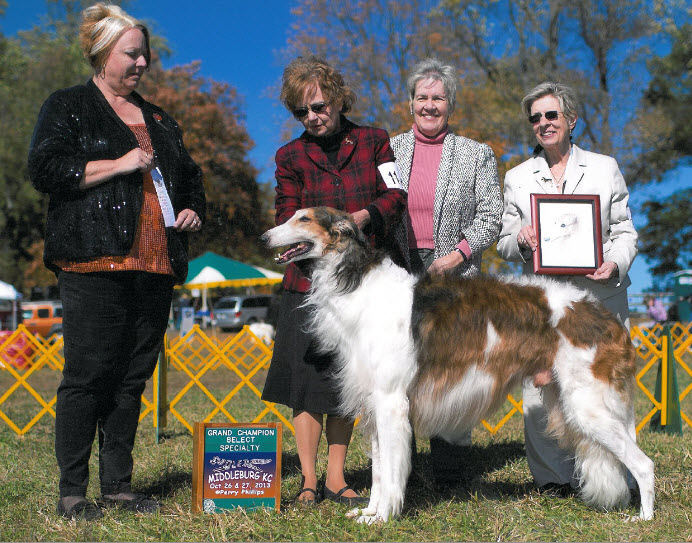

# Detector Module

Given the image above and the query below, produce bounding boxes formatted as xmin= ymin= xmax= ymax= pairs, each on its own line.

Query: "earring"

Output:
xmin=410 ymin=106 xmax=414 ymax=115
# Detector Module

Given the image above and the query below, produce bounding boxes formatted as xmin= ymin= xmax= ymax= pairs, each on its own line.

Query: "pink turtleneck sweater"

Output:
xmin=406 ymin=125 xmax=472 ymax=260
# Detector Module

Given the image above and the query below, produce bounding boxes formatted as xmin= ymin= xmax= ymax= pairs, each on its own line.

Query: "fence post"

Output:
xmin=650 ymin=325 xmax=683 ymax=435
xmin=155 ymin=334 xmax=169 ymax=444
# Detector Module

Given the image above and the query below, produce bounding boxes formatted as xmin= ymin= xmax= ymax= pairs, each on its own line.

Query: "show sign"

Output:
xmin=192 ymin=422 xmax=282 ymax=513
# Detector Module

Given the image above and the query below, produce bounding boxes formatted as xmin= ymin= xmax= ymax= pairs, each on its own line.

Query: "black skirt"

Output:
xmin=261 ymin=290 xmax=343 ymax=414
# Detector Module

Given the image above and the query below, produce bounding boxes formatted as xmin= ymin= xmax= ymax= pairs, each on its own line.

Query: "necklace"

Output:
xmin=549 ymin=163 xmax=567 ymax=190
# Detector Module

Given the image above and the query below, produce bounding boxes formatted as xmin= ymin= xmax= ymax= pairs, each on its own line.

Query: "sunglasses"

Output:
xmin=528 ymin=110 xmax=562 ymax=124
xmin=292 ymin=101 xmax=329 ymax=119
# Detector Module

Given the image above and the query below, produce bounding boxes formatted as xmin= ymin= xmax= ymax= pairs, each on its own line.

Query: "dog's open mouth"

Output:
xmin=275 ymin=241 xmax=314 ymax=264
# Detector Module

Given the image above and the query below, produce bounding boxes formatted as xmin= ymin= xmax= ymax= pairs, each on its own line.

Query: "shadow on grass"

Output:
xmin=138 ymin=467 xmax=192 ymax=499
xmin=405 ymin=440 xmax=532 ymax=512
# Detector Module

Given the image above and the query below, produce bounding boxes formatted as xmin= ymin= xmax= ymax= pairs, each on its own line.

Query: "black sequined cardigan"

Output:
xmin=28 ymin=79 xmax=205 ymax=282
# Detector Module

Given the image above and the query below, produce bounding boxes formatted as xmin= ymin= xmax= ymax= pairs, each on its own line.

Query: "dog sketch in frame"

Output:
xmin=260 ymin=207 xmax=654 ymax=524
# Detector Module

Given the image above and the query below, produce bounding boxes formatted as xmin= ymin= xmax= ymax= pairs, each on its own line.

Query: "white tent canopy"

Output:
xmin=0 ymin=280 xmax=20 ymax=301
xmin=0 ymin=280 xmax=22 ymax=330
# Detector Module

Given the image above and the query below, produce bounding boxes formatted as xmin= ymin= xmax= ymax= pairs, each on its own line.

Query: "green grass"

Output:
xmin=0 ymin=347 xmax=691 ymax=541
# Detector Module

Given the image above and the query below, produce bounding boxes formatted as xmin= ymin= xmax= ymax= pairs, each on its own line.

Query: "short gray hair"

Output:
xmin=407 ymin=58 xmax=457 ymax=113
xmin=521 ymin=82 xmax=579 ymax=124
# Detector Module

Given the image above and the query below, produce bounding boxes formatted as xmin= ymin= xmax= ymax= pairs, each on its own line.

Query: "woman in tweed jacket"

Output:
xmin=390 ymin=58 xmax=502 ymax=484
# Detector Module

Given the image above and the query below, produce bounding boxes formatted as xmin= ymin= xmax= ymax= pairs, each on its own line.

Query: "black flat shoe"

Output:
xmin=322 ymin=485 xmax=368 ymax=506
xmin=294 ymin=487 xmax=319 ymax=506
xmin=57 ymin=497 xmax=103 ymax=521
xmin=101 ymin=492 xmax=161 ymax=513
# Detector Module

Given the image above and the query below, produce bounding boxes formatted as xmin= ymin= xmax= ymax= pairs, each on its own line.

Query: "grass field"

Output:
xmin=0 ymin=335 xmax=691 ymax=542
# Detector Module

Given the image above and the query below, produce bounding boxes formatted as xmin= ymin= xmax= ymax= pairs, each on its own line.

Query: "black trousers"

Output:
xmin=56 ymin=271 xmax=174 ymax=497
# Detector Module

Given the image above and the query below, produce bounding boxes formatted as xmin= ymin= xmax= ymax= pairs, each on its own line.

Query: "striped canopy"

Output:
xmin=184 ymin=252 xmax=283 ymax=289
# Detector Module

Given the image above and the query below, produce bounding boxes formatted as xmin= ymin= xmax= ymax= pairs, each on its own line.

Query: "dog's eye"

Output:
xmin=298 ymin=216 xmax=311 ymax=222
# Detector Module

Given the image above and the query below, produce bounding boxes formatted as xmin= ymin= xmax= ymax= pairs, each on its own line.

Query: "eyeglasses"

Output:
xmin=528 ymin=110 xmax=562 ymax=124
xmin=292 ymin=101 xmax=329 ymax=119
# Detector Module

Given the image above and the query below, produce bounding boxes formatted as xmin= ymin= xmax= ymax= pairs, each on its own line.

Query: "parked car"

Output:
xmin=22 ymin=300 xmax=63 ymax=338
xmin=213 ymin=295 xmax=273 ymax=332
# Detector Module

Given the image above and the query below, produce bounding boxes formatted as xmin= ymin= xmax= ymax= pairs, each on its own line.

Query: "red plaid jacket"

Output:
xmin=275 ymin=118 xmax=407 ymax=292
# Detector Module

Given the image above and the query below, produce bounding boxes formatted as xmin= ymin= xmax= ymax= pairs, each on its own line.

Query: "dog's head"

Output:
xmin=260 ymin=207 xmax=365 ymax=265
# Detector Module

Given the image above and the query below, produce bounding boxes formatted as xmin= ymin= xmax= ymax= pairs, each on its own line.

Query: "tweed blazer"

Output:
xmin=390 ymin=129 xmax=502 ymax=277
xmin=276 ymin=117 xmax=407 ymax=292
xmin=497 ymin=144 xmax=638 ymax=301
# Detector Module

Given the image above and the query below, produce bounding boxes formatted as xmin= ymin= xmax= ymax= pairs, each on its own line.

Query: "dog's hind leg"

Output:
xmin=575 ymin=424 xmax=655 ymax=520
xmin=355 ymin=391 xmax=412 ymax=523
xmin=561 ymin=384 xmax=655 ymax=520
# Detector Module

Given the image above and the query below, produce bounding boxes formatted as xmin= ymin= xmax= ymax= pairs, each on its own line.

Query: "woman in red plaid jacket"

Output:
xmin=261 ymin=56 xmax=408 ymax=506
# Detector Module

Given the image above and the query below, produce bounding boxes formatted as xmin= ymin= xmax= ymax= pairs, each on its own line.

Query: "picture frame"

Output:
xmin=530 ymin=194 xmax=603 ymax=275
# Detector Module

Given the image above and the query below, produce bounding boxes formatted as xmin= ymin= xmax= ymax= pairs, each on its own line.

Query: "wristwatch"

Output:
xmin=453 ymin=248 xmax=468 ymax=263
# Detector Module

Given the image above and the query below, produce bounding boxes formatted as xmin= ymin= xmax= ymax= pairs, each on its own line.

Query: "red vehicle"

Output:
xmin=0 ymin=298 xmax=33 ymax=370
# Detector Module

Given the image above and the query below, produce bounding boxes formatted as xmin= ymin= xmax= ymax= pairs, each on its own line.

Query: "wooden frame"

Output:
xmin=530 ymin=193 xmax=603 ymax=275
xmin=192 ymin=422 xmax=282 ymax=514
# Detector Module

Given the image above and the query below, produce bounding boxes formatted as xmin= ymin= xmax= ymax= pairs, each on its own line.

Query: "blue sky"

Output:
xmin=3 ymin=0 xmax=689 ymax=299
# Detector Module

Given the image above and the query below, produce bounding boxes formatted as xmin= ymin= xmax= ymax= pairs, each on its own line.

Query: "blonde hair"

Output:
xmin=521 ymin=81 xmax=579 ymax=124
xmin=79 ymin=3 xmax=150 ymax=73
xmin=280 ymin=56 xmax=356 ymax=114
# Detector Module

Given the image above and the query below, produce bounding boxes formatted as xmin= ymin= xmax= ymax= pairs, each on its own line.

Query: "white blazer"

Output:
xmin=497 ymin=144 xmax=638 ymax=300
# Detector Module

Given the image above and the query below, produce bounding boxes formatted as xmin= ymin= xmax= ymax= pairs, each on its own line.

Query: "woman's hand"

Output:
xmin=81 ymin=148 xmax=154 ymax=189
xmin=428 ymin=251 xmax=464 ymax=275
xmin=351 ymin=209 xmax=371 ymax=230
xmin=117 ymin=148 xmax=155 ymax=175
xmin=586 ymin=261 xmax=618 ymax=283
xmin=174 ymin=209 xmax=202 ymax=232
xmin=517 ymin=225 xmax=537 ymax=252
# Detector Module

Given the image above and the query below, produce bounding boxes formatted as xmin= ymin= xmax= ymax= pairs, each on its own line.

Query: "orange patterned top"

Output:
xmin=55 ymin=124 xmax=174 ymax=275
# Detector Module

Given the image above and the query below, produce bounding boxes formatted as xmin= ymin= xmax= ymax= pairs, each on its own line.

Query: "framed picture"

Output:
xmin=530 ymin=194 xmax=603 ymax=275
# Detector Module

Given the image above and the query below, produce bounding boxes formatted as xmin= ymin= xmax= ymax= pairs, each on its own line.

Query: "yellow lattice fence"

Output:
xmin=1 ymin=323 xmax=690 ymax=437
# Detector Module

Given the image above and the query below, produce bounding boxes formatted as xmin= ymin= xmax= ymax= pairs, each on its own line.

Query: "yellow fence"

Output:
xmin=1 ymin=322 xmax=691 ymax=437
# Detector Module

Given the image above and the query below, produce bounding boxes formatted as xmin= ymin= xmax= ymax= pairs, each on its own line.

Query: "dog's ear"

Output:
xmin=329 ymin=214 xmax=364 ymax=245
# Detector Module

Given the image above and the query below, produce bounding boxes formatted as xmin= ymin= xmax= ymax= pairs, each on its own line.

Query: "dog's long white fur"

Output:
xmin=261 ymin=207 xmax=655 ymax=523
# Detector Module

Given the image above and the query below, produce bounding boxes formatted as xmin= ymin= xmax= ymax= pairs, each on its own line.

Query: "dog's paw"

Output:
xmin=346 ymin=507 xmax=361 ymax=519
xmin=356 ymin=514 xmax=382 ymax=525
xmin=624 ymin=512 xmax=653 ymax=523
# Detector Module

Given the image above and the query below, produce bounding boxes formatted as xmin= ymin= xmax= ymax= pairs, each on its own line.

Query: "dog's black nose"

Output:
xmin=259 ymin=232 xmax=269 ymax=246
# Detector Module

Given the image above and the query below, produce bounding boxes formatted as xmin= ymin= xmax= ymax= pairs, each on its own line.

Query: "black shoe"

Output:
xmin=322 ymin=485 xmax=369 ymax=506
xmin=293 ymin=475 xmax=319 ymax=506
xmin=101 ymin=492 xmax=161 ymax=513
xmin=57 ymin=497 xmax=103 ymax=521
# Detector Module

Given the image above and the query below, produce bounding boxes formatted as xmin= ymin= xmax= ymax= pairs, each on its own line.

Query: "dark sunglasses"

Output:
xmin=292 ymin=101 xmax=329 ymax=119
xmin=528 ymin=110 xmax=561 ymax=124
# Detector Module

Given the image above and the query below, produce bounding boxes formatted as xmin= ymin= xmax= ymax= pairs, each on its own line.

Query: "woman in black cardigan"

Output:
xmin=28 ymin=3 xmax=205 ymax=520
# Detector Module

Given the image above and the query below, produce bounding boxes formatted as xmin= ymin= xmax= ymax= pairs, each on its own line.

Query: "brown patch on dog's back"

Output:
xmin=557 ymin=300 xmax=635 ymax=391
xmin=410 ymin=274 xmax=560 ymax=412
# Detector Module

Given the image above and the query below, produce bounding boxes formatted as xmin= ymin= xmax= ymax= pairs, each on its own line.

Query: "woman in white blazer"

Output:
xmin=390 ymin=58 xmax=502 ymax=485
xmin=497 ymin=82 xmax=638 ymax=492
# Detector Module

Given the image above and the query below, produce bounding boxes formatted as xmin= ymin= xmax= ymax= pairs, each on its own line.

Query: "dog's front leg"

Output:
xmin=347 ymin=427 xmax=381 ymax=520
xmin=364 ymin=391 xmax=412 ymax=523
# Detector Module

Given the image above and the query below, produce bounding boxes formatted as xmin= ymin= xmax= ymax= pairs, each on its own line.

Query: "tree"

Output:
xmin=638 ymin=189 xmax=692 ymax=278
xmin=140 ymin=62 xmax=273 ymax=265
xmin=627 ymin=23 xmax=692 ymax=183
xmin=0 ymin=0 xmax=271 ymax=292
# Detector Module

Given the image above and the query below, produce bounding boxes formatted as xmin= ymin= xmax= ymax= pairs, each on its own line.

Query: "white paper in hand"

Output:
xmin=151 ymin=167 xmax=176 ymax=227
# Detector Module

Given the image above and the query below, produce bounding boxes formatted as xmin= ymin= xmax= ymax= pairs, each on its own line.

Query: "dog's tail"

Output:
xmin=575 ymin=439 xmax=630 ymax=511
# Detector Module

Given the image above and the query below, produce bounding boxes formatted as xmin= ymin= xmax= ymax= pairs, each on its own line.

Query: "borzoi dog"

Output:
xmin=260 ymin=207 xmax=654 ymax=523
